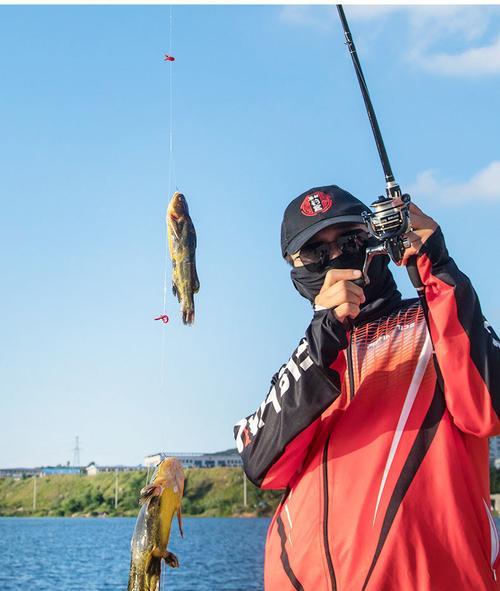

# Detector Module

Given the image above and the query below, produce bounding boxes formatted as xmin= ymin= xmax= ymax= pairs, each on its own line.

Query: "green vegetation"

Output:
xmin=490 ymin=466 xmax=500 ymax=494
xmin=0 ymin=468 xmax=282 ymax=518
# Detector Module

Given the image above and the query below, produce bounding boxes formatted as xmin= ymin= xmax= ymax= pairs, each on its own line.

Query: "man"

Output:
xmin=234 ymin=185 xmax=500 ymax=590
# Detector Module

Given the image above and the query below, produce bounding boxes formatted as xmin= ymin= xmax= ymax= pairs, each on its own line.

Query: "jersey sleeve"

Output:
xmin=417 ymin=227 xmax=500 ymax=437
xmin=233 ymin=310 xmax=348 ymax=489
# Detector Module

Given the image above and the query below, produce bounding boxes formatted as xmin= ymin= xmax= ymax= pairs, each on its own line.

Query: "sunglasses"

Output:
xmin=298 ymin=229 xmax=370 ymax=271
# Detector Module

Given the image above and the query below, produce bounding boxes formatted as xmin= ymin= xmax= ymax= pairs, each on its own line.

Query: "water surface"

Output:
xmin=0 ymin=517 xmax=270 ymax=591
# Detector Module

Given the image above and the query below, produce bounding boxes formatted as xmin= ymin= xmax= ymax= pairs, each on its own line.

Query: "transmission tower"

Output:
xmin=73 ymin=436 xmax=81 ymax=467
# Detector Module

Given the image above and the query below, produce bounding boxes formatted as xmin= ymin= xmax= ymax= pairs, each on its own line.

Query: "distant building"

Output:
xmin=85 ymin=463 xmax=140 ymax=477
xmin=0 ymin=468 xmax=40 ymax=479
xmin=144 ymin=450 xmax=243 ymax=469
xmin=40 ymin=466 xmax=82 ymax=477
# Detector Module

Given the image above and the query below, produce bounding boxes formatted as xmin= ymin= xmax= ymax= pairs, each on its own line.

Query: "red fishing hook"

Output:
xmin=154 ymin=315 xmax=170 ymax=324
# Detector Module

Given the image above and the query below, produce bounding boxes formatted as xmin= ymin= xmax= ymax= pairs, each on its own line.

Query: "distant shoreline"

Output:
xmin=0 ymin=467 xmax=282 ymax=519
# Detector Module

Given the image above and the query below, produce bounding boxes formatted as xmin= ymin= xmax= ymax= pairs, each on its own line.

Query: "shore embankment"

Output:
xmin=0 ymin=467 xmax=282 ymax=518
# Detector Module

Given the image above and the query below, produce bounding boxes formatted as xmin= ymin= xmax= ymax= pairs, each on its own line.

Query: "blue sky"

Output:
xmin=1 ymin=5 xmax=500 ymax=467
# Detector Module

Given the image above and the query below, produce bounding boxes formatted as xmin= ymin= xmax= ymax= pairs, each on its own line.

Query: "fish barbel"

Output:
xmin=166 ymin=192 xmax=199 ymax=325
xmin=127 ymin=458 xmax=185 ymax=591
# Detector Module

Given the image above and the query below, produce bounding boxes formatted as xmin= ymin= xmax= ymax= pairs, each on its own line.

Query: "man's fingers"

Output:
xmin=333 ymin=303 xmax=361 ymax=323
xmin=326 ymin=279 xmax=365 ymax=299
xmin=408 ymin=202 xmax=426 ymax=216
xmin=323 ymin=268 xmax=362 ymax=288
xmin=333 ymin=280 xmax=365 ymax=304
xmin=315 ymin=280 xmax=365 ymax=310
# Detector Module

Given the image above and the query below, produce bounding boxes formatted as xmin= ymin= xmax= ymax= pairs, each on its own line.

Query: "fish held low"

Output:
xmin=127 ymin=458 xmax=185 ymax=591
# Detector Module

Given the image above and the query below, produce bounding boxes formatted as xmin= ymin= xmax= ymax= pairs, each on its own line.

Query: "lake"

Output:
xmin=1 ymin=516 xmax=499 ymax=590
xmin=0 ymin=517 xmax=270 ymax=591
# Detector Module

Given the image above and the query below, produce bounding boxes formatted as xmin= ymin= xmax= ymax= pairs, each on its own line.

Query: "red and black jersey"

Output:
xmin=234 ymin=228 xmax=500 ymax=591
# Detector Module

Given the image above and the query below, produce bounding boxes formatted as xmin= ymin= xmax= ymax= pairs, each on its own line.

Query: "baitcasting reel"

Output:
xmin=337 ymin=5 xmax=413 ymax=282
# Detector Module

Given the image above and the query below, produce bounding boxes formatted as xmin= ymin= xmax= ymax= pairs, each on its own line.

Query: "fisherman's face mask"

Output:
xmin=290 ymin=231 xmax=391 ymax=306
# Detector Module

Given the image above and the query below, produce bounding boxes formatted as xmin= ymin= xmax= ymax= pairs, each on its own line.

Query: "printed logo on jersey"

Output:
xmin=300 ymin=192 xmax=333 ymax=217
xmin=485 ymin=319 xmax=500 ymax=349
xmin=234 ymin=339 xmax=314 ymax=453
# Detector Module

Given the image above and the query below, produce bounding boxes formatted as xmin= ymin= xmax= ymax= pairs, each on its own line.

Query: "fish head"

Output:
xmin=167 ymin=192 xmax=189 ymax=220
xmin=151 ymin=457 xmax=185 ymax=496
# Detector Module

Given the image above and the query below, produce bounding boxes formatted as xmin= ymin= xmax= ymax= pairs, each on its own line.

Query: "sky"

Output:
xmin=1 ymin=4 xmax=500 ymax=468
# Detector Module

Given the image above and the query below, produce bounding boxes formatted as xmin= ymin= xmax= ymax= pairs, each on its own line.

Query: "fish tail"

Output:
xmin=182 ymin=308 xmax=195 ymax=325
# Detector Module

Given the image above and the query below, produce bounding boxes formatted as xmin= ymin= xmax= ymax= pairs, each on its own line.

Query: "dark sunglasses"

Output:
xmin=298 ymin=229 xmax=370 ymax=271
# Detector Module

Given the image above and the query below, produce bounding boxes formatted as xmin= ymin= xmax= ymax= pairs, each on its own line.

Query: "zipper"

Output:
xmin=347 ymin=328 xmax=355 ymax=401
xmin=322 ymin=435 xmax=337 ymax=591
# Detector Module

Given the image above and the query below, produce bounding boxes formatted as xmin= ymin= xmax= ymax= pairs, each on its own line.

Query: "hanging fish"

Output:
xmin=166 ymin=192 xmax=199 ymax=325
xmin=127 ymin=458 xmax=185 ymax=591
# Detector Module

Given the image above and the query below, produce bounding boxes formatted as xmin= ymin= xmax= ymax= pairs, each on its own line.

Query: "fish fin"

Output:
xmin=139 ymin=484 xmax=162 ymax=505
xmin=145 ymin=555 xmax=161 ymax=589
xmin=177 ymin=506 xmax=184 ymax=538
xmin=193 ymin=268 xmax=200 ymax=294
xmin=163 ymin=550 xmax=179 ymax=568
xmin=188 ymin=225 xmax=197 ymax=250
xmin=168 ymin=218 xmax=182 ymax=242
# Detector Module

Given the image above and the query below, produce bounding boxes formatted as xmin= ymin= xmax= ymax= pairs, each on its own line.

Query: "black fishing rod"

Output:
xmin=337 ymin=5 xmax=396 ymax=192
xmin=336 ymin=5 xmax=441 ymax=369
xmin=336 ymin=6 xmax=422 ymax=276
xmin=336 ymin=4 xmax=413 ymax=268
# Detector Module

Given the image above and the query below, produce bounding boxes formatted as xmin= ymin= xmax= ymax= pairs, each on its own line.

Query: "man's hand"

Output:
xmin=315 ymin=269 xmax=365 ymax=324
xmin=400 ymin=201 xmax=438 ymax=266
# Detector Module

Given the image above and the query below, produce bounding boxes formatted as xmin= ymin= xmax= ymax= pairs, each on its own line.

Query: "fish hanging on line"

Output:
xmin=127 ymin=458 xmax=185 ymax=591
xmin=166 ymin=192 xmax=199 ymax=325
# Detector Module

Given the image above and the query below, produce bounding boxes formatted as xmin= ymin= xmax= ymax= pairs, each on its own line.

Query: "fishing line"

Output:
xmin=160 ymin=5 xmax=175 ymax=388
xmin=167 ymin=4 xmax=176 ymax=195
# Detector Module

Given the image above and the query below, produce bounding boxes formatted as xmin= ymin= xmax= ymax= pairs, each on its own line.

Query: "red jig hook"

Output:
xmin=154 ymin=314 xmax=170 ymax=324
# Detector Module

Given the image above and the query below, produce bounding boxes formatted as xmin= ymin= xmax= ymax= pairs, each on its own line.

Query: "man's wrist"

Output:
xmin=418 ymin=226 xmax=451 ymax=268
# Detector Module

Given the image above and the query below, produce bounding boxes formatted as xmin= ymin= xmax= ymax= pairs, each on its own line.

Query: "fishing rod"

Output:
xmin=336 ymin=5 xmax=425 ymax=298
xmin=336 ymin=5 xmax=445 ymax=386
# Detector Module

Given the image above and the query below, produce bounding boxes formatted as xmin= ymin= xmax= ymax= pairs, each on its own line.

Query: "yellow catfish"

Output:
xmin=127 ymin=458 xmax=185 ymax=591
xmin=166 ymin=192 xmax=199 ymax=325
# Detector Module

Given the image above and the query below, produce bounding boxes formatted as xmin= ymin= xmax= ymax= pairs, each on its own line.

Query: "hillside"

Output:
xmin=0 ymin=468 xmax=282 ymax=518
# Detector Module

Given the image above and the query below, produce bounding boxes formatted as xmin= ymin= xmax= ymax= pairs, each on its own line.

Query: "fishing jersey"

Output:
xmin=234 ymin=228 xmax=500 ymax=591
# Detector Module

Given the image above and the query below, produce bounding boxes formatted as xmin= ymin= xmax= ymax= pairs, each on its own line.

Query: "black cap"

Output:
xmin=281 ymin=185 xmax=370 ymax=257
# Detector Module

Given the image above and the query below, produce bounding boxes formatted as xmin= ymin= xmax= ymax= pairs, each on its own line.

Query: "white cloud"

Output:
xmin=406 ymin=6 xmax=488 ymax=50
xmin=407 ymin=161 xmax=500 ymax=203
xmin=278 ymin=5 xmax=500 ymax=77
xmin=278 ymin=5 xmax=399 ymax=30
xmin=412 ymin=37 xmax=500 ymax=77
xmin=405 ymin=6 xmax=500 ymax=76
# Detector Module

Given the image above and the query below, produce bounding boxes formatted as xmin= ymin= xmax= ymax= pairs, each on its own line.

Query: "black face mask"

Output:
xmin=290 ymin=250 xmax=401 ymax=321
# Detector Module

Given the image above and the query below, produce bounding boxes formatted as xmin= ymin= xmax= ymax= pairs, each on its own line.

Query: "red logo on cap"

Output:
xmin=300 ymin=192 xmax=333 ymax=217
